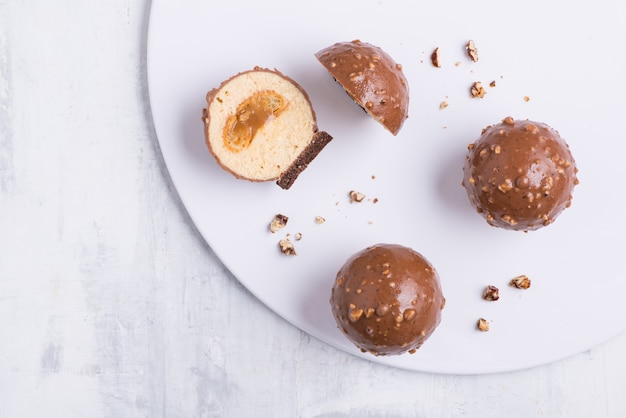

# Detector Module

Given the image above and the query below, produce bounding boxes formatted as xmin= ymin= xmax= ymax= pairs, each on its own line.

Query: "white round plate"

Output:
xmin=147 ymin=0 xmax=626 ymax=374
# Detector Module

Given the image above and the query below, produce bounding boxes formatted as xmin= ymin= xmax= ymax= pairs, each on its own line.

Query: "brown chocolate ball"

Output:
xmin=315 ymin=39 xmax=409 ymax=135
xmin=462 ymin=117 xmax=578 ymax=231
xmin=330 ymin=244 xmax=445 ymax=356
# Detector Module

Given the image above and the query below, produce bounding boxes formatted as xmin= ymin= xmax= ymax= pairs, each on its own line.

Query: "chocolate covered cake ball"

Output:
xmin=462 ymin=117 xmax=578 ymax=231
xmin=315 ymin=40 xmax=409 ymax=135
xmin=330 ymin=244 xmax=445 ymax=356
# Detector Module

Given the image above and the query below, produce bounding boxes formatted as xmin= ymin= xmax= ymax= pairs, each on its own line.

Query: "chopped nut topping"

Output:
xmin=269 ymin=214 xmax=288 ymax=233
xmin=477 ymin=318 xmax=490 ymax=331
xmin=278 ymin=238 xmax=296 ymax=255
xmin=466 ymin=40 xmax=479 ymax=62
xmin=349 ymin=190 xmax=366 ymax=203
xmin=349 ymin=307 xmax=364 ymax=323
xmin=497 ymin=179 xmax=513 ymax=193
xmin=470 ymin=81 xmax=486 ymax=98
xmin=431 ymin=47 xmax=441 ymax=68
xmin=403 ymin=309 xmax=417 ymax=321
xmin=483 ymin=285 xmax=500 ymax=301
xmin=375 ymin=304 xmax=390 ymax=317
xmin=502 ymin=116 xmax=515 ymax=125
xmin=510 ymin=275 xmax=531 ymax=289
xmin=314 ymin=216 xmax=326 ymax=224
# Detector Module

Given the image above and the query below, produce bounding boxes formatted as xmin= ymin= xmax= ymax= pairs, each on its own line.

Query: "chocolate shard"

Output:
xmin=276 ymin=131 xmax=333 ymax=190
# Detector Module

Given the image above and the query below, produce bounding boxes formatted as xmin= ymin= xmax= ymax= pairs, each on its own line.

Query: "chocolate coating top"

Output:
xmin=330 ymin=244 xmax=445 ymax=356
xmin=462 ymin=117 xmax=578 ymax=231
xmin=315 ymin=40 xmax=409 ymax=135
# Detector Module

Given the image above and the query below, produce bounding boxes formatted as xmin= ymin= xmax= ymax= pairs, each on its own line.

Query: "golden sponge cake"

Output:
xmin=202 ymin=67 xmax=332 ymax=189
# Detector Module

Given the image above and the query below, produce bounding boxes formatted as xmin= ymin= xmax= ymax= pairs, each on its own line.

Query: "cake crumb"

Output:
xmin=489 ymin=80 xmax=496 ymax=87
xmin=315 ymin=216 xmax=326 ymax=224
xmin=470 ymin=82 xmax=486 ymax=98
xmin=524 ymin=95 xmax=530 ymax=102
xmin=294 ymin=232 xmax=302 ymax=241
xmin=439 ymin=101 xmax=449 ymax=110
xmin=455 ymin=61 xmax=461 ymax=67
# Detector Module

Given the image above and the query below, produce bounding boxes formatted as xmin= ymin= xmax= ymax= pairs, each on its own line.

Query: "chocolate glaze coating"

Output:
xmin=462 ymin=117 xmax=578 ymax=231
xmin=330 ymin=244 xmax=445 ymax=356
xmin=315 ymin=40 xmax=409 ymax=135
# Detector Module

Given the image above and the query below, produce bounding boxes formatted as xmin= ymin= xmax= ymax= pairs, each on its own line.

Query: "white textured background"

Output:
xmin=1 ymin=1 xmax=626 ymax=417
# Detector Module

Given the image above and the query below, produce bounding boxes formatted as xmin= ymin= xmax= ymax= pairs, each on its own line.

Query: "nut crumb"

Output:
xmin=454 ymin=61 xmax=461 ymax=67
xmin=431 ymin=47 xmax=441 ymax=68
xmin=279 ymin=238 xmax=296 ymax=255
xmin=477 ymin=318 xmax=490 ymax=331
xmin=510 ymin=275 xmax=531 ymax=289
xmin=470 ymin=82 xmax=486 ymax=98
xmin=349 ymin=190 xmax=366 ymax=203
xmin=489 ymin=80 xmax=496 ymax=87
xmin=482 ymin=285 xmax=500 ymax=301
xmin=524 ymin=95 xmax=530 ymax=102
xmin=294 ymin=232 xmax=302 ymax=241
xmin=314 ymin=216 xmax=326 ymax=224
xmin=466 ymin=40 xmax=479 ymax=62
xmin=439 ymin=101 xmax=449 ymax=110
xmin=270 ymin=214 xmax=288 ymax=233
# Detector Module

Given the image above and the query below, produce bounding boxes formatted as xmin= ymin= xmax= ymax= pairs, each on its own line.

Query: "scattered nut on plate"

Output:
xmin=278 ymin=238 xmax=296 ymax=255
xmin=349 ymin=190 xmax=366 ymax=203
xmin=510 ymin=275 xmax=531 ymax=289
xmin=482 ymin=285 xmax=500 ymax=301
xmin=477 ymin=318 xmax=490 ymax=332
xmin=269 ymin=214 xmax=289 ymax=233
xmin=466 ymin=40 xmax=479 ymax=62
xmin=470 ymin=81 xmax=486 ymax=98
xmin=431 ymin=47 xmax=441 ymax=68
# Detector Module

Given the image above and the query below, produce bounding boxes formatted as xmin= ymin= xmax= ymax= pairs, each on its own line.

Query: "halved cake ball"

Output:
xmin=462 ymin=117 xmax=579 ymax=231
xmin=315 ymin=40 xmax=409 ymax=135
xmin=330 ymin=244 xmax=445 ymax=356
xmin=202 ymin=67 xmax=332 ymax=190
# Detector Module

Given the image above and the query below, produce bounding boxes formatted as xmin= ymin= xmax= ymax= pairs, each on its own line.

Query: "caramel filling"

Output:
xmin=223 ymin=90 xmax=286 ymax=152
